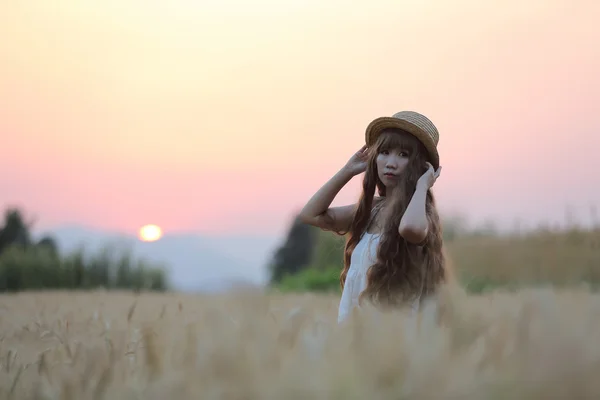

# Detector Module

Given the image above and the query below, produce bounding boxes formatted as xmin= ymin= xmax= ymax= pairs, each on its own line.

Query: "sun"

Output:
xmin=138 ymin=224 xmax=163 ymax=242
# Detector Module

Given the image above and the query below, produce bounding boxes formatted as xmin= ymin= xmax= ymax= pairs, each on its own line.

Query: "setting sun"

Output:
xmin=138 ymin=224 xmax=163 ymax=242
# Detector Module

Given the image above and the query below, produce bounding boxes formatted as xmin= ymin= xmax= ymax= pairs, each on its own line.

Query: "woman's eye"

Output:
xmin=400 ymin=151 xmax=408 ymax=157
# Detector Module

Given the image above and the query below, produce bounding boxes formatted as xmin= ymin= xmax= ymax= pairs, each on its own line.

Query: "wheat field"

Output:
xmin=1 ymin=283 xmax=600 ymax=399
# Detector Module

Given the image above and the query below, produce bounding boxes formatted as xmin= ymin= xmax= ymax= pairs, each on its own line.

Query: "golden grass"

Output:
xmin=447 ymin=228 xmax=600 ymax=289
xmin=2 ymin=283 xmax=600 ymax=399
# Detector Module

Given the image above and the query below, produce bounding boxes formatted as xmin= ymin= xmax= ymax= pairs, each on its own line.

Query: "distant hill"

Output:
xmin=31 ymin=225 xmax=281 ymax=292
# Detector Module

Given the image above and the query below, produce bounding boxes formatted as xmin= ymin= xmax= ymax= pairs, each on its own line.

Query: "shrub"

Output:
xmin=277 ymin=265 xmax=341 ymax=293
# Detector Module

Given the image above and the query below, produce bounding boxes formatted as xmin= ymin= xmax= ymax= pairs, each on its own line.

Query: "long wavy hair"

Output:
xmin=340 ymin=129 xmax=446 ymax=309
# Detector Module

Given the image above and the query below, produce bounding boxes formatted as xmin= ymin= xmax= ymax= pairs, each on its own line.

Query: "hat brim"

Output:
xmin=365 ymin=117 xmax=440 ymax=170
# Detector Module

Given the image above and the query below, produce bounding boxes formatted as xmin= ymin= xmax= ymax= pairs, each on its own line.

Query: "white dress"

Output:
xmin=337 ymin=231 xmax=421 ymax=324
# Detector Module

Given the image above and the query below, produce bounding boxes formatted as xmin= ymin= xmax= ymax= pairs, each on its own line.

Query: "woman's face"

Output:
xmin=376 ymin=146 xmax=410 ymax=188
xmin=374 ymin=130 xmax=416 ymax=189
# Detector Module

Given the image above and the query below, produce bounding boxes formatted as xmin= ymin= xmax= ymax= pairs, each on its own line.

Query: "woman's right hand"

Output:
xmin=343 ymin=145 xmax=369 ymax=176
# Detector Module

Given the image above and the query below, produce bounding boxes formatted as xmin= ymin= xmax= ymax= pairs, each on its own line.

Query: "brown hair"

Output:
xmin=340 ymin=130 xmax=446 ymax=309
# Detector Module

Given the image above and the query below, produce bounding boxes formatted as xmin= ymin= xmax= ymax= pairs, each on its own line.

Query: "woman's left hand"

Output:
xmin=417 ymin=162 xmax=442 ymax=189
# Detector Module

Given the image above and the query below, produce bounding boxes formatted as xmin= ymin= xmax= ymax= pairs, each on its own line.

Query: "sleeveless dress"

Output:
xmin=337 ymin=231 xmax=381 ymax=323
xmin=337 ymin=204 xmax=422 ymax=323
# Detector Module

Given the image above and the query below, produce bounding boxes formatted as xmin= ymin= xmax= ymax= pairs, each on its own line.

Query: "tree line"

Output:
xmin=0 ymin=207 xmax=168 ymax=292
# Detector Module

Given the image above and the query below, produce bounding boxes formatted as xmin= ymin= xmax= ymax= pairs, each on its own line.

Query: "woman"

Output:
xmin=299 ymin=111 xmax=449 ymax=323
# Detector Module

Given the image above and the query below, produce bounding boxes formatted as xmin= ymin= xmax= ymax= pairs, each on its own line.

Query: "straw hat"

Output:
xmin=365 ymin=111 xmax=440 ymax=170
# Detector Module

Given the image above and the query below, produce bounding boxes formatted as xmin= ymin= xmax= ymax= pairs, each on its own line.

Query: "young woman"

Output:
xmin=299 ymin=111 xmax=449 ymax=323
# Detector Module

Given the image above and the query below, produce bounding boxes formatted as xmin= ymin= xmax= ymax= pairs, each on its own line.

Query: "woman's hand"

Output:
xmin=343 ymin=145 xmax=369 ymax=176
xmin=417 ymin=162 xmax=442 ymax=190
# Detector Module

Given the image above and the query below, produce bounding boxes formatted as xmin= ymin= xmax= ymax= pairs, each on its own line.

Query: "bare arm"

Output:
xmin=298 ymin=166 xmax=357 ymax=234
xmin=399 ymin=162 xmax=441 ymax=244
xmin=299 ymin=145 xmax=369 ymax=233
xmin=398 ymin=181 xmax=430 ymax=244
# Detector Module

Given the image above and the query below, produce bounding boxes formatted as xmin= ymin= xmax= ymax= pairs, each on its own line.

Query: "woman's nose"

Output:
xmin=386 ymin=159 xmax=398 ymax=169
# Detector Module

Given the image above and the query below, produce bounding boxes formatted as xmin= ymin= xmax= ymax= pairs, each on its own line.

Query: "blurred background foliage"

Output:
xmin=2 ymin=205 xmax=599 ymax=295
xmin=0 ymin=208 xmax=168 ymax=292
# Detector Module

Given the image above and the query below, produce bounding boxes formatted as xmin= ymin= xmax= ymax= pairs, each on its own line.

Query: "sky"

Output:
xmin=1 ymin=0 xmax=599 ymax=238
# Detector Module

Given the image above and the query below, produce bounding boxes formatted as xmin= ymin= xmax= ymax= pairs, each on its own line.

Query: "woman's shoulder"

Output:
xmin=373 ymin=196 xmax=385 ymax=206
xmin=372 ymin=196 xmax=387 ymax=213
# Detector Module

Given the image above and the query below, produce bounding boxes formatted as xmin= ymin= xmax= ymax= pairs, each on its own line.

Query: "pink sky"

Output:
xmin=1 ymin=0 xmax=599 ymax=237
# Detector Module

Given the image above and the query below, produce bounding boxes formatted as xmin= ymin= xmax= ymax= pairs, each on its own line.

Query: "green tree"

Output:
xmin=268 ymin=215 xmax=317 ymax=284
xmin=37 ymin=236 xmax=58 ymax=256
xmin=0 ymin=208 xmax=32 ymax=254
